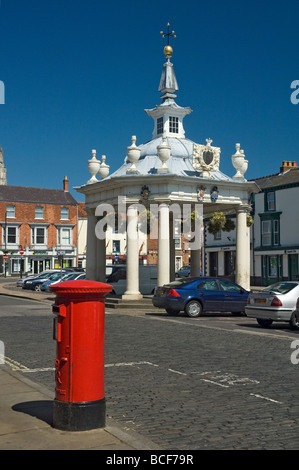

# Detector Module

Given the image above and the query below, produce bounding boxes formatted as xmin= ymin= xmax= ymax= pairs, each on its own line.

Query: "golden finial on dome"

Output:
xmin=160 ymin=22 xmax=176 ymax=57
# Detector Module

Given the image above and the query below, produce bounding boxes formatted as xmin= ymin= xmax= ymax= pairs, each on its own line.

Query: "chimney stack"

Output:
xmin=63 ymin=176 xmax=69 ymax=192
xmin=280 ymin=161 xmax=297 ymax=173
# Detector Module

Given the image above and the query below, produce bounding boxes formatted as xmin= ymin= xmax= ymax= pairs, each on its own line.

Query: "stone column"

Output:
xmin=96 ymin=237 xmax=106 ymax=282
xmin=122 ymin=205 xmax=142 ymax=300
xmin=169 ymin=214 xmax=176 ymax=281
xmin=190 ymin=248 xmax=201 ymax=276
xmin=158 ymin=203 xmax=170 ymax=286
xmin=86 ymin=208 xmax=97 ymax=280
xmin=235 ymin=204 xmax=250 ymax=290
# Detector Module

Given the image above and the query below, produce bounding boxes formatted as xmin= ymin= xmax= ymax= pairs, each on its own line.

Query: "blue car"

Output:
xmin=175 ymin=265 xmax=191 ymax=277
xmin=152 ymin=277 xmax=249 ymax=317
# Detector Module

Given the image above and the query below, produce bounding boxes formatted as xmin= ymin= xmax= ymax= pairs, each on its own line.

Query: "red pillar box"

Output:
xmin=51 ymin=280 xmax=112 ymax=431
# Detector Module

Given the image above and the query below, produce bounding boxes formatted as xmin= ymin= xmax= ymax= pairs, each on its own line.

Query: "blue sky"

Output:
xmin=0 ymin=0 xmax=299 ymax=201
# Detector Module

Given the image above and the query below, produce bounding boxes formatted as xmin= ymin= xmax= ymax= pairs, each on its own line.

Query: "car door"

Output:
xmin=196 ymin=279 xmax=224 ymax=311
xmin=218 ymin=279 xmax=246 ymax=312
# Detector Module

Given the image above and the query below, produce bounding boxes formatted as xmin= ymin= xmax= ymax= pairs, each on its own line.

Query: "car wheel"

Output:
xmin=185 ymin=300 xmax=202 ymax=318
xmin=257 ymin=318 xmax=273 ymax=328
xmin=34 ymin=284 xmax=41 ymax=292
xmin=165 ymin=308 xmax=180 ymax=316
xmin=290 ymin=311 xmax=299 ymax=330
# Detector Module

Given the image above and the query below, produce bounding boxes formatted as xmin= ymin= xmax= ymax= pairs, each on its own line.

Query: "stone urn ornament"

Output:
xmin=126 ymin=135 xmax=141 ymax=174
xmin=231 ymin=143 xmax=248 ymax=179
xmin=98 ymin=155 xmax=110 ymax=179
xmin=157 ymin=133 xmax=171 ymax=172
xmin=87 ymin=149 xmax=100 ymax=183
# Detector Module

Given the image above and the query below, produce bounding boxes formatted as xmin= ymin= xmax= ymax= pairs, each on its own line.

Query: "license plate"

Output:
xmin=256 ymin=298 xmax=266 ymax=304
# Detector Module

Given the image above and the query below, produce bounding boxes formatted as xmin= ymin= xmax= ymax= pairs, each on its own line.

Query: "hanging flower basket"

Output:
xmin=247 ymin=215 xmax=253 ymax=227
xmin=223 ymin=218 xmax=235 ymax=232
xmin=181 ymin=209 xmax=203 ymax=234
xmin=139 ymin=209 xmax=154 ymax=235
xmin=207 ymin=212 xmax=226 ymax=234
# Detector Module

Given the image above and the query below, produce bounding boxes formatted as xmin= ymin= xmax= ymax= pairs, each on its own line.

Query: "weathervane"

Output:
xmin=160 ymin=23 xmax=176 ymax=45
xmin=160 ymin=23 xmax=176 ymax=58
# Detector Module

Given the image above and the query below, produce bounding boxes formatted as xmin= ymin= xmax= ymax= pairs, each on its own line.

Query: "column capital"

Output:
xmin=236 ymin=203 xmax=251 ymax=214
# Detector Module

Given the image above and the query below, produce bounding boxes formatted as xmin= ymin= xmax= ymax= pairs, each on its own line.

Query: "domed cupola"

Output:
xmin=145 ymin=23 xmax=192 ymax=140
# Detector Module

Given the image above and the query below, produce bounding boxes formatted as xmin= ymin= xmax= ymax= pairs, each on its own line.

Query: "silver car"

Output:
xmin=245 ymin=281 xmax=299 ymax=329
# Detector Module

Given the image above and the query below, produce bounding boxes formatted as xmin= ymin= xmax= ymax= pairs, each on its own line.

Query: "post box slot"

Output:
xmin=52 ymin=304 xmax=67 ymax=318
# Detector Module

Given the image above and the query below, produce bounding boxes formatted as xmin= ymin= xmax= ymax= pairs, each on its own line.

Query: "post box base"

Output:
xmin=52 ymin=398 xmax=106 ymax=431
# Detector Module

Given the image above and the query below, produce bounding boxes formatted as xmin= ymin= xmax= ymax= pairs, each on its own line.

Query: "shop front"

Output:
xmin=1 ymin=248 xmax=77 ymax=276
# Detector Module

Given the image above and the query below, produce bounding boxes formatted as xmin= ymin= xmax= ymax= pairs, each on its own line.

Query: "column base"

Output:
xmin=52 ymin=398 xmax=106 ymax=431
xmin=122 ymin=292 xmax=143 ymax=300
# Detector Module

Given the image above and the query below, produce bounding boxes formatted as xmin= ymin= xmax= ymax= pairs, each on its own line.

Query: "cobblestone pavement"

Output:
xmin=104 ymin=313 xmax=299 ymax=450
xmin=1 ymin=290 xmax=299 ymax=450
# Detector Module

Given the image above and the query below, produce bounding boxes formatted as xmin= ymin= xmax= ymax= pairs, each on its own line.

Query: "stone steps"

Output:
xmin=105 ymin=296 xmax=160 ymax=310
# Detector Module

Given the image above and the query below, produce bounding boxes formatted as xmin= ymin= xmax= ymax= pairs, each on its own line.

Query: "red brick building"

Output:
xmin=0 ymin=177 xmax=78 ymax=275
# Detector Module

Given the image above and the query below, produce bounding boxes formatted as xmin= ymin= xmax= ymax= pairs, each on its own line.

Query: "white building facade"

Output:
xmin=76 ymin=41 xmax=258 ymax=296
xmin=204 ymin=161 xmax=299 ymax=286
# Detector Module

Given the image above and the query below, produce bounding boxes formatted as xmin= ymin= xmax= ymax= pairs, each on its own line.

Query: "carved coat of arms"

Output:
xmin=193 ymin=138 xmax=220 ymax=177
xmin=197 ymin=186 xmax=206 ymax=202
xmin=141 ymin=185 xmax=150 ymax=201
xmin=210 ymin=186 xmax=219 ymax=202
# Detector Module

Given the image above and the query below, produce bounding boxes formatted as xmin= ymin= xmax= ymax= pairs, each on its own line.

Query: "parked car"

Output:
xmin=175 ymin=265 xmax=191 ymax=278
xmin=107 ymin=265 xmax=157 ymax=295
xmin=41 ymin=272 xmax=86 ymax=292
xmin=40 ymin=272 xmax=72 ymax=291
xmin=63 ymin=267 xmax=85 ymax=272
xmin=16 ymin=270 xmax=60 ymax=287
xmin=245 ymin=281 xmax=299 ymax=329
xmin=22 ymin=271 xmax=64 ymax=291
xmin=152 ymin=277 xmax=249 ymax=317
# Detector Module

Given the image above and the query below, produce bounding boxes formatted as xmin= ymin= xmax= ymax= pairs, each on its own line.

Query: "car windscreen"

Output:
xmin=263 ymin=282 xmax=298 ymax=294
xmin=49 ymin=273 xmax=59 ymax=279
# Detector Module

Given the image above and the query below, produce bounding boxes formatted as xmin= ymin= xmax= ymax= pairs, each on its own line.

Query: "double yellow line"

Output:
xmin=2 ymin=356 xmax=30 ymax=371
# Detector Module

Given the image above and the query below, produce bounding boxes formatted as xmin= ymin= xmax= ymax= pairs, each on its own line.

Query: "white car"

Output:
xmin=245 ymin=281 xmax=299 ymax=329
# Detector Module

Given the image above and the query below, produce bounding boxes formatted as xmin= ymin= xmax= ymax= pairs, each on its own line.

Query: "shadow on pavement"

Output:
xmin=12 ymin=400 xmax=53 ymax=426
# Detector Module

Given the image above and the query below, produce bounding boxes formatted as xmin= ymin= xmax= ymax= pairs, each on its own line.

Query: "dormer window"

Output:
xmin=169 ymin=116 xmax=178 ymax=133
xmin=157 ymin=117 xmax=164 ymax=135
